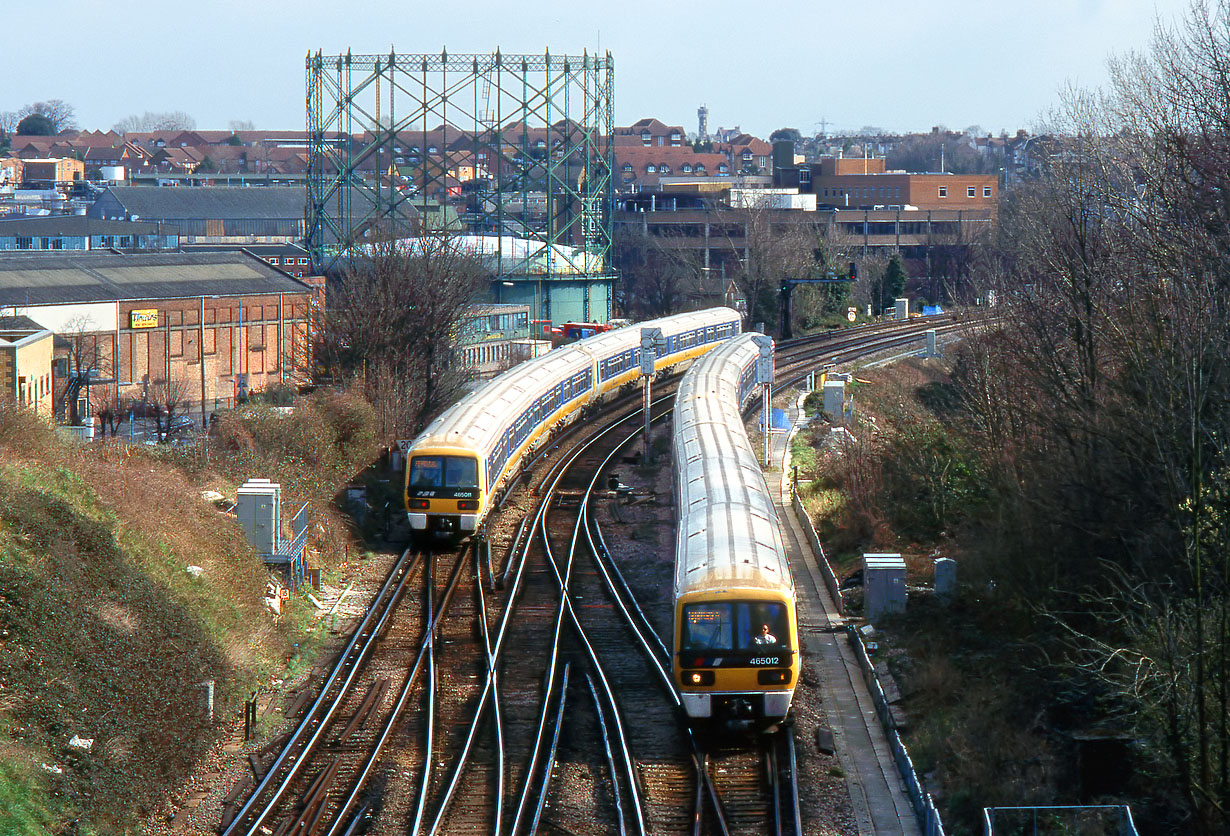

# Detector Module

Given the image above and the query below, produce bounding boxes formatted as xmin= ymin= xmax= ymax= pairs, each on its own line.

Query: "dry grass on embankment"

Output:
xmin=0 ymin=391 xmax=379 ymax=835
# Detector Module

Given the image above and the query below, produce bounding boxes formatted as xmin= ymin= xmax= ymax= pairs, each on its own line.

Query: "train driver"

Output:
xmin=753 ymin=623 xmax=777 ymax=646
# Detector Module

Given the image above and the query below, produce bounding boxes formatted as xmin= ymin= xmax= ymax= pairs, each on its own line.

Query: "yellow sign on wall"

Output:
xmin=130 ymin=309 xmax=159 ymax=329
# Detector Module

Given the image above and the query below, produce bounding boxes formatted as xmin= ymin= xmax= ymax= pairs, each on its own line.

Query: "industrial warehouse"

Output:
xmin=0 ymin=250 xmax=314 ymax=426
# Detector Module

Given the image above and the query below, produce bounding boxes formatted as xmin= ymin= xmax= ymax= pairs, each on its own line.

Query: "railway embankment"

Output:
xmin=786 ymin=354 xmax=1124 ymax=832
xmin=0 ymin=393 xmax=381 ymax=834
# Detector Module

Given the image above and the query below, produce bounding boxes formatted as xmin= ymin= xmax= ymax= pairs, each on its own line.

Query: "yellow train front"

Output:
xmin=405 ymin=447 xmax=485 ymax=538
xmin=671 ymin=333 xmax=799 ymax=732
xmin=675 ymin=584 xmax=799 ymax=730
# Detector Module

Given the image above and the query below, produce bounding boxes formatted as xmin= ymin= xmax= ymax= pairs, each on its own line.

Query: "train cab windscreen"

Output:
xmin=409 ymin=456 xmax=479 ymax=497
xmin=681 ymin=601 xmax=788 ymax=653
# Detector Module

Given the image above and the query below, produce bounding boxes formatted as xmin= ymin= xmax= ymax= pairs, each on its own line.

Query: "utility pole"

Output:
xmin=199 ymin=296 xmax=208 ymax=429
xmin=639 ymin=327 xmax=664 ymax=462
xmin=753 ymin=334 xmax=775 ymax=467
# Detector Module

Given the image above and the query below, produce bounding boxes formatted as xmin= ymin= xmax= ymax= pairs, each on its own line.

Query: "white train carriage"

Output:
xmin=671 ymin=333 xmax=799 ymax=729
xmin=405 ymin=307 xmax=742 ymax=539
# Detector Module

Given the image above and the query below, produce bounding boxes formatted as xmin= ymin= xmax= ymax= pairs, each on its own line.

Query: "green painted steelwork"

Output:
xmin=306 ymin=49 xmax=616 ymax=322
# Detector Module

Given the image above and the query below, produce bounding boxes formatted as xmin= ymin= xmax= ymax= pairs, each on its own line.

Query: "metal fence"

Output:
xmin=792 ymin=492 xmax=845 ymax=616
xmin=983 ymin=805 xmax=1139 ymax=836
xmin=846 ymin=625 xmax=947 ymax=836
xmin=791 ymin=465 xmax=943 ymax=833
xmin=264 ymin=502 xmax=310 ymax=590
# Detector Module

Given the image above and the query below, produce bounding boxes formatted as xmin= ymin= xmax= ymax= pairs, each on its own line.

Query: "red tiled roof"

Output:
xmin=614 ymin=146 xmax=731 ymax=187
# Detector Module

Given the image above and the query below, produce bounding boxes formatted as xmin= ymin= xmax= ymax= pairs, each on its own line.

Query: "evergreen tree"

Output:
xmin=881 ymin=253 xmax=907 ymax=310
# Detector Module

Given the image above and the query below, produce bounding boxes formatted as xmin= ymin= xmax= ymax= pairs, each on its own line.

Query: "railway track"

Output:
xmin=218 ymin=313 xmax=959 ymax=835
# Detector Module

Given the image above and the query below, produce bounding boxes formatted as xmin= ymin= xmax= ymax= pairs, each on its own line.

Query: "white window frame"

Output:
xmin=938 ymin=187 xmax=947 ymax=198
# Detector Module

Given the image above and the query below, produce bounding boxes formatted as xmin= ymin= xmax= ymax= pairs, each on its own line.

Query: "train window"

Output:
xmin=682 ymin=604 xmax=732 ymax=651
xmin=410 ymin=456 xmax=478 ymax=489
xmin=409 ymin=457 xmax=444 ymax=488
xmin=682 ymin=601 xmax=787 ymax=652
xmin=444 ymin=456 xmax=478 ymax=488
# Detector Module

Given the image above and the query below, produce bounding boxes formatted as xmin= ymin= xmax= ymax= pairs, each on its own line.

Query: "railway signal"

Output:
xmin=640 ymin=326 xmax=664 ymax=462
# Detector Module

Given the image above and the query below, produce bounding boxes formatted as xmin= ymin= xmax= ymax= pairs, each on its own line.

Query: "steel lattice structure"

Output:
xmin=306 ymin=49 xmax=616 ymax=323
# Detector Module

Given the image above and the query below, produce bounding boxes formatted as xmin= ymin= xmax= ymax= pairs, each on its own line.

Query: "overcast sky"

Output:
xmin=2 ymin=0 xmax=1195 ymax=138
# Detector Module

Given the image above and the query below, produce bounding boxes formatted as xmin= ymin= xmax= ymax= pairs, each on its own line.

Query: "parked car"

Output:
xmin=130 ymin=401 xmax=167 ymax=419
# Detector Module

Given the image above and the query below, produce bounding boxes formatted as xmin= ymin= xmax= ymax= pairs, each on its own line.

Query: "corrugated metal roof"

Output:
xmin=99 ymin=186 xmax=307 ymax=220
xmin=97 ymin=185 xmax=420 ymax=224
xmin=0 ymin=252 xmax=310 ymax=305
xmin=0 ymin=216 xmax=176 ymax=236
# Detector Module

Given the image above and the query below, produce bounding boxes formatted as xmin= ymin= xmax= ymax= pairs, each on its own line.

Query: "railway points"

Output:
xmin=205 ymin=310 xmax=956 ymax=835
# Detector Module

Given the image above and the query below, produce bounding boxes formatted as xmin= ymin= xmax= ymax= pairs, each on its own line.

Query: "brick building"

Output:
xmin=7 ymin=157 xmax=85 ymax=187
xmin=772 ymin=154 xmax=997 ymax=212
xmin=0 ymin=251 xmax=314 ymax=423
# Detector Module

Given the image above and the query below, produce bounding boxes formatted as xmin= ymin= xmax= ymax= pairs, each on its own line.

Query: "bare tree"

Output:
xmin=950 ymin=3 xmax=1230 ymax=829
xmin=93 ymin=389 xmax=135 ymax=437
xmin=58 ymin=316 xmax=113 ymax=426
xmin=0 ymin=111 xmax=17 ymax=135
xmin=149 ymin=376 xmax=193 ymax=441
xmin=613 ymin=226 xmax=709 ymax=318
xmin=318 ymin=234 xmax=489 ymax=437
xmin=113 ymin=111 xmax=196 ymax=134
xmin=228 ymin=119 xmax=255 ymax=132
xmin=17 ymin=100 xmax=76 ymax=133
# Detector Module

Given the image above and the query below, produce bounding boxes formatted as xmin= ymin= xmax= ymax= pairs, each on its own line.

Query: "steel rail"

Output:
xmin=782 ymin=728 xmax=803 ymax=836
xmin=420 ymin=494 xmax=531 ymax=836
xmin=424 ymin=424 xmax=596 ymax=836
xmin=473 ymin=545 xmax=506 ymax=836
xmin=500 ymin=516 xmax=528 ymax=590
xmin=578 ymin=413 xmax=732 ymax=836
xmin=769 ymin=735 xmax=783 ymax=836
xmin=428 ymin=399 xmax=686 ymax=836
xmin=321 ymin=547 xmax=469 ymax=836
xmin=582 ymin=495 xmax=673 ymax=693
xmin=509 ymin=481 xmax=590 ymax=836
xmin=223 ymin=548 xmax=421 ymax=836
xmin=586 ymin=674 xmax=628 ymax=836
xmin=527 ymin=663 xmax=572 ymax=836
xmin=409 ymin=550 xmax=437 ymax=836
xmin=530 ymin=462 xmax=649 ymax=836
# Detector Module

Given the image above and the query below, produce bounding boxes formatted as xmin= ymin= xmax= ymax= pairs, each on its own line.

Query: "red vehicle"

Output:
xmin=561 ymin=321 xmax=611 ymax=340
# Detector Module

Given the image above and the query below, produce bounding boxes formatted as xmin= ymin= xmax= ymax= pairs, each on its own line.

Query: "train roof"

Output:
xmin=673 ymin=331 xmax=762 ymax=407
xmin=408 ymin=307 xmax=743 ymax=462
xmin=674 ymin=502 xmax=792 ymax=597
xmin=411 ymin=344 xmax=592 ymax=458
xmin=672 ymin=331 xmax=793 ymax=600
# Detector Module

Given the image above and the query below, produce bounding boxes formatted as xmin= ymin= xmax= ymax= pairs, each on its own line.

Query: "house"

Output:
xmin=614 ymin=118 xmax=687 ymax=148
xmin=15 ymin=157 xmax=85 ymax=187
xmin=614 ymin=146 xmax=732 ymax=190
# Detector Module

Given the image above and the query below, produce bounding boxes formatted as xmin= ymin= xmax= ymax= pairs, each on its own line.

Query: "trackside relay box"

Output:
xmin=237 ymin=478 xmax=282 ymax=554
xmin=863 ymin=553 xmax=907 ymax=621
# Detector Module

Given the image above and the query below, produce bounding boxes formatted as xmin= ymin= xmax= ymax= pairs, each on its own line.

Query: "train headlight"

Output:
xmin=409 ymin=499 xmax=430 ymax=510
xmin=458 ymin=500 xmax=479 ymax=511
xmin=757 ymin=669 xmax=792 ymax=685
xmin=683 ymin=670 xmax=715 ymax=686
